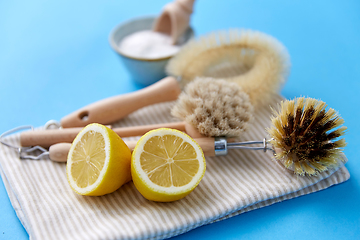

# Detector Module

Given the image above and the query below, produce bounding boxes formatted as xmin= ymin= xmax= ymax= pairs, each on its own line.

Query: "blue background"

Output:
xmin=1 ymin=0 xmax=359 ymax=239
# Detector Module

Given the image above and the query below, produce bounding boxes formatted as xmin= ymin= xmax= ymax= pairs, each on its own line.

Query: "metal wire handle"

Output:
xmin=214 ymin=137 xmax=274 ymax=156
xmin=0 ymin=120 xmax=61 ymax=160
xmin=1 ymin=122 xmax=275 ymax=160
xmin=227 ymin=138 xmax=273 ymax=152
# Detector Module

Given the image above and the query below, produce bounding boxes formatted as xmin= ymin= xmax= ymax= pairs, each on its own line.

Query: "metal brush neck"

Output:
xmin=214 ymin=137 xmax=228 ymax=156
xmin=214 ymin=137 xmax=273 ymax=156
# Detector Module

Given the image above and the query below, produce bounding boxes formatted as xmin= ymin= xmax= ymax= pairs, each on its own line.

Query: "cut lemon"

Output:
xmin=66 ymin=123 xmax=131 ymax=196
xmin=131 ymin=128 xmax=206 ymax=202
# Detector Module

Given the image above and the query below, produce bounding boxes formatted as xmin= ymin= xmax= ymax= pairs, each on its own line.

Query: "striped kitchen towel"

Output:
xmin=0 ymin=94 xmax=350 ymax=240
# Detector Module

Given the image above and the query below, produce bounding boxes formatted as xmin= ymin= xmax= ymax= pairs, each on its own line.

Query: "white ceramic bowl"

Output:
xmin=109 ymin=16 xmax=194 ymax=86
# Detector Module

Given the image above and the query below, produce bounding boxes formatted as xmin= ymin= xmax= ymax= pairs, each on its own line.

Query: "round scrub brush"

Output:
xmin=167 ymin=29 xmax=290 ymax=108
xmin=171 ymin=77 xmax=253 ymax=137
xmin=267 ymin=97 xmax=347 ymax=176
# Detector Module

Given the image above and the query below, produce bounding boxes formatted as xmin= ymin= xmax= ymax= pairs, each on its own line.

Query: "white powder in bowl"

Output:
xmin=118 ymin=30 xmax=182 ymax=59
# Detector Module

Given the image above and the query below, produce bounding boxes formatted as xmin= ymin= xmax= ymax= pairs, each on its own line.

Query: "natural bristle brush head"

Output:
xmin=167 ymin=29 xmax=290 ymax=108
xmin=171 ymin=77 xmax=253 ymax=137
xmin=267 ymin=97 xmax=347 ymax=176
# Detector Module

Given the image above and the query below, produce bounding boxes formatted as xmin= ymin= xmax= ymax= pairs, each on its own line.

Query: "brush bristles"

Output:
xmin=166 ymin=29 xmax=290 ymax=108
xmin=171 ymin=78 xmax=253 ymax=137
xmin=267 ymin=97 xmax=347 ymax=176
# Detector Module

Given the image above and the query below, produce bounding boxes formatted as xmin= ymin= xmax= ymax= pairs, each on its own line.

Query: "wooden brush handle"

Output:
xmin=193 ymin=137 xmax=216 ymax=157
xmin=49 ymin=137 xmax=215 ymax=162
xmin=49 ymin=141 xmax=138 ymax=162
xmin=20 ymin=122 xmax=186 ymax=148
xmin=49 ymin=143 xmax=72 ymax=162
xmin=60 ymin=76 xmax=181 ymax=128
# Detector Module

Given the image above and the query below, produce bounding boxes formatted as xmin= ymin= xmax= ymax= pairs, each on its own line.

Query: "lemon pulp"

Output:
xmin=70 ymin=130 xmax=106 ymax=188
xmin=131 ymin=128 xmax=206 ymax=202
xmin=141 ymin=134 xmax=200 ymax=187
xmin=67 ymin=123 xmax=131 ymax=196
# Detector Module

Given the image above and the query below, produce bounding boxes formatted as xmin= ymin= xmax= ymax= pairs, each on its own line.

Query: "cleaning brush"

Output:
xmin=267 ymin=97 xmax=347 ymax=175
xmin=187 ymin=97 xmax=346 ymax=176
xmin=60 ymin=29 xmax=289 ymax=128
xmin=17 ymin=79 xmax=253 ymax=148
xmin=15 ymin=97 xmax=347 ymax=177
xmin=171 ymin=77 xmax=253 ymax=137
xmin=48 ymin=97 xmax=347 ymax=176
xmin=167 ymin=97 xmax=347 ymax=176
xmin=167 ymin=29 xmax=290 ymax=108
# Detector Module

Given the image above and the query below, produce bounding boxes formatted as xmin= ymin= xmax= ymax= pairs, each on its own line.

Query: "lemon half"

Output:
xmin=66 ymin=123 xmax=131 ymax=196
xmin=131 ymin=128 xmax=206 ymax=202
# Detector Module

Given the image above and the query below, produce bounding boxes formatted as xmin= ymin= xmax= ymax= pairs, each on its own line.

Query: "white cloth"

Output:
xmin=0 ymin=95 xmax=350 ymax=240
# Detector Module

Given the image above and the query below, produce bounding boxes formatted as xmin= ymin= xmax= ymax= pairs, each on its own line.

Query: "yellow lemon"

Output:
xmin=131 ymin=128 xmax=206 ymax=202
xmin=66 ymin=123 xmax=131 ymax=196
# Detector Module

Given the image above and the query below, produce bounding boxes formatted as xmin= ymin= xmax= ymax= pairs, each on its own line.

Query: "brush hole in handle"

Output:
xmin=60 ymin=76 xmax=182 ymax=128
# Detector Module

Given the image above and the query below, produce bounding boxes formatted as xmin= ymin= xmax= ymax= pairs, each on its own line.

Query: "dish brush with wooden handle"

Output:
xmin=49 ymin=97 xmax=347 ymax=177
xmin=186 ymin=96 xmax=347 ymax=176
xmin=20 ymin=79 xmax=253 ymax=148
xmin=60 ymin=29 xmax=289 ymax=128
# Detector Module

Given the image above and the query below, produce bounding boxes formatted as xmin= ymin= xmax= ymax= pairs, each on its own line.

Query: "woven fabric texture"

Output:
xmin=0 ymin=95 xmax=350 ymax=240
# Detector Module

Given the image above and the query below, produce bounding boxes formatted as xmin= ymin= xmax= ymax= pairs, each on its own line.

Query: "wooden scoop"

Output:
xmin=153 ymin=0 xmax=195 ymax=44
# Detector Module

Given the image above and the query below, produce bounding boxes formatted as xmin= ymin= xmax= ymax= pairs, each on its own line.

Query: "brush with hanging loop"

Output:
xmin=48 ymin=97 xmax=347 ymax=176
xmin=60 ymin=29 xmax=290 ymax=128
